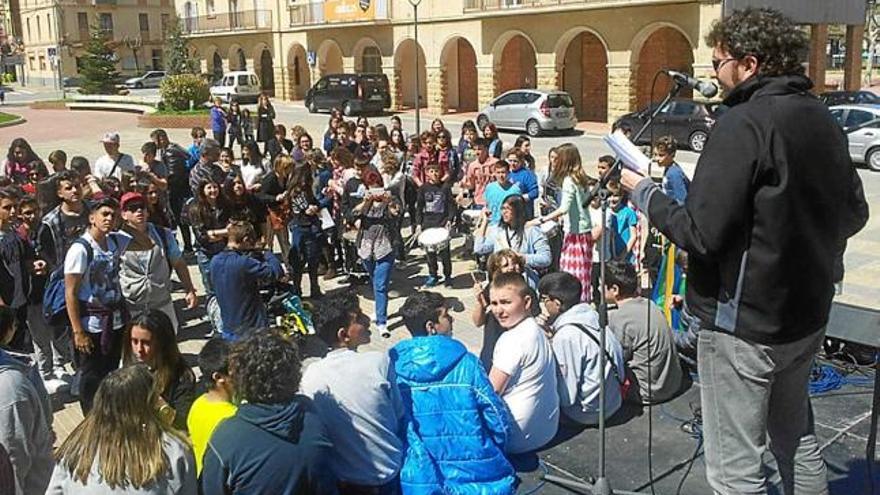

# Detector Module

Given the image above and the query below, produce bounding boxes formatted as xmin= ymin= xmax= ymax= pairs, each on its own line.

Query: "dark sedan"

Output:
xmin=820 ymin=91 xmax=880 ymax=107
xmin=613 ymin=98 xmax=726 ymax=152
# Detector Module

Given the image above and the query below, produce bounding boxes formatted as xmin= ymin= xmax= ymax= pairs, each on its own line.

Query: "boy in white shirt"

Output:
xmin=489 ymin=272 xmax=559 ymax=454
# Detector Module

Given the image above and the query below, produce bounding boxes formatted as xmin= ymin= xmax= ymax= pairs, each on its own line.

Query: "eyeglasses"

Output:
xmin=712 ymin=58 xmax=737 ymax=72
xmin=124 ymin=204 xmax=146 ymax=212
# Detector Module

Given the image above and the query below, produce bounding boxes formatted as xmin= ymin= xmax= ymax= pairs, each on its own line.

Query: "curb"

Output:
xmin=0 ymin=116 xmax=26 ymax=128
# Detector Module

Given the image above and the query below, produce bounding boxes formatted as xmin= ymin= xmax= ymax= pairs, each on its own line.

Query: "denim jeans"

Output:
xmin=196 ymin=249 xmax=215 ymax=297
xmin=289 ymin=224 xmax=322 ymax=295
xmin=362 ymin=254 xmax=394 ymax=325
xmin=698 ymin=327 xmax=828 ymax=495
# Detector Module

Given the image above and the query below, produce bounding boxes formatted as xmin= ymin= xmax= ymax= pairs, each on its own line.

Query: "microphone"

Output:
xmin=664 ymin=70 xmax=718 ymax=98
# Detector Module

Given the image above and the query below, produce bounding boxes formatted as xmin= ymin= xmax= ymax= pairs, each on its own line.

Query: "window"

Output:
xmin=28 ymin=55 xmax=34 ymax=70
xmin=47 ymin=14 xmax=51 ymax=37
xmin=151 ymin=49 xmax=162 ymax=70
xmin=77 ymin=12 xmax=88 ymax=37
xmin=494 ymin=93 xmax=520 ymax=106
xmin=36 ymin=16 xmax=41 ymax=40
xmin=250 ymin=75 xmax=258 ymax=86
xmin=830 ymin=109 xmax=845 ymax=126
xmin=844 ymin=110 xmax=876 ymax=129
xmin=521 ymin=92 xmax=541 ymax=104
xmin=39 ymin=55 xmax=45 ymax=70
xmin=207 ymin=0 xmax=215 ymax=15
xmin=160 ymin=14 xmax=169 ymax=35
xmin=25 ymin=19 xmax=30 ymax=42
xmin=138 ymin=13 xmax=149 ymax=33
xmin=225 ymin=77 xmax=234 ymax=87
xmin=99 ymin=13 xmax=113 ymax=37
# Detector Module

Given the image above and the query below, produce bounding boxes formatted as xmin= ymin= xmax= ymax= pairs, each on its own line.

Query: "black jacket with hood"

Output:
xmin=632 ymin=74 xmax=869 ymax=344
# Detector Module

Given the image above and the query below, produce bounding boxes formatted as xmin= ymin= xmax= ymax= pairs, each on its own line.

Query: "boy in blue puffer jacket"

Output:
xmin=391 ymin=291 xmax=516 ymax=495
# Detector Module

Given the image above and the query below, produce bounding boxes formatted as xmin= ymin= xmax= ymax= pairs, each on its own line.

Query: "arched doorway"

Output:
xmin=362 ymin=46 xmax=382 ymax=74
xmin=317 ymin=40 xmax=343 ymax=77
xmin=237 ymin=48 xmax=247 ymax=71
xmin=440 ymin=37 xmax=478 ymax=113
xmin=497 ymin=34 xmax=536 ymax=94
xmin=212 ymin=52 xmax=223 ymax=81
xmin=634 ymin=26 xmax=693 ymax=109
xmin=258 ymin=48 xmax=274 ymax=96
xmin=287 ymin=43 xmax=311 ymax=100
xmin=394 ymin=39 xmax=427 ymax=109
xmin=560 ymin=31 xmax=608 ymax=122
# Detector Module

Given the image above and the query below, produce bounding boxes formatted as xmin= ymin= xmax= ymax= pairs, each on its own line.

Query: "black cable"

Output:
xmin=675 ymin=439 xmax=704 ymax=495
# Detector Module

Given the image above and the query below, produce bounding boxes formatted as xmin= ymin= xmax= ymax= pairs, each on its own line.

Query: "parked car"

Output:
xmin=612 ymin=98 xmax=725 ymax=152
xmin=820 ymin=91 xmax=880 ymax=107
xmin=210 ymin=71 xmax=262 ymax=104
xmin=124 ymin=71 xmax=166 ymax=89
xmin=477 ymin=89 xmax=576 ymax=137
xmin=305 ymin=73 xmax=391 ymax=116
xmin=829 ymin=104 xmax=880 ymax=171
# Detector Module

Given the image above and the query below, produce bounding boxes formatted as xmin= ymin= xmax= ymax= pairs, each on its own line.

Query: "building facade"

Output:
xmin=20 ymin=0 xmax=176 ymax=86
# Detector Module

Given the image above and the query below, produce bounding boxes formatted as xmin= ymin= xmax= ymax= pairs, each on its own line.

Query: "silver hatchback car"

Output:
xmin=477 ymin=89 xmax=577 ymax=137
xmin=830 ymin=104 xmax=880 ymax=171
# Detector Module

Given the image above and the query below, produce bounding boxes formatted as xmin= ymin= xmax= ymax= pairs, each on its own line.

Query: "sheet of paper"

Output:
xmin=319 ymin=208 xmax=335 ymax=230
xmin=602 ymin=129 xmax=651 ymax=175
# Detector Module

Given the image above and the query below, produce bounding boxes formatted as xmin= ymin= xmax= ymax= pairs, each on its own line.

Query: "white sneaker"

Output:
xmin=377 ymin=324 xmax=390 ymax=339
xmin=43 ymin=377 xmax=70 ymax=395
xmin=53 ymin=367 xmax=72 ymax=383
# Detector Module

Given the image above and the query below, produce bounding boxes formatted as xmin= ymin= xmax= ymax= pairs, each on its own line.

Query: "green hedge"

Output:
xmin=160 ymin=74 xmax=210 ymax=111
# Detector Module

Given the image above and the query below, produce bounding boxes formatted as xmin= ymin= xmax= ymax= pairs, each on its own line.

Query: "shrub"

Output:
xmin=160 ymin=74 xmax=210 ymax=111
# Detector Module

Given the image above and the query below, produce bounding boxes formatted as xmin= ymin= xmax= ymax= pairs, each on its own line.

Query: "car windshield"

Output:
xmin=548 ymin=94 xmax=574 ymax=108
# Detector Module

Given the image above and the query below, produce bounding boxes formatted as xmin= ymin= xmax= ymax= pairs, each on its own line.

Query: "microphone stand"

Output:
xmin=542 ymin=80 xmax=684 ymax=495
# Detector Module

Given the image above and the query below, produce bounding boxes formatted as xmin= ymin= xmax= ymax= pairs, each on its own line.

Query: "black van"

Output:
xmin=305 ymin=73 xmax=391 ymax=116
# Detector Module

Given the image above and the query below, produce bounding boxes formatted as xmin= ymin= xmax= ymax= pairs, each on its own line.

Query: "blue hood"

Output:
xmin=391 ymin=336 xmax=467 ymax=383
xmin=236 ymin=399 xmax=306 ymax=443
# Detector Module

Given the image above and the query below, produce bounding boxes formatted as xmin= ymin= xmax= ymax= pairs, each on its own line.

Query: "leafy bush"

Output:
xmin=160 ymin=74 xmax=210 ymax=111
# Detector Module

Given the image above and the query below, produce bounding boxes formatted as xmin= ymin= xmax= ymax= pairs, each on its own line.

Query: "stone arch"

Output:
xmin=353 ymin=37 xmax=383 ymax=74
xmin=492 ymin=31 xmax=537 ymax=94
xmin=316 ymin=39 xmax=344 ymax=78
xmin=555 ymin=28 xmax=609 ymax=122
xmin=253 ymin=43 xmax=274 ymax=96
xmin=286 ymin=42 xmax=310 ymax=100
xmin=631 ymin=23 xmax=695 ymax=110
xmin=440 ymin=35 xmax=478 ymax=113
xmin=393 ymin=38 xmax=427 ymax=109
xmin=228 ymin=44 xmax=247 ymax=71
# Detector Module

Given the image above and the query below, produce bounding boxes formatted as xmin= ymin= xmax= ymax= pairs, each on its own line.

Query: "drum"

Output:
xmin=456 ymin=189 xmax=474 ymax=208
xmin=417 ymin=228 xmax=451 ymax=253
xmin=462 ymin=209 xmax=483 ymax=227
xmin=540 ymin=220 xmax=560 ymax=240
xmin=342 ymin=229 xmax=359 ymax=245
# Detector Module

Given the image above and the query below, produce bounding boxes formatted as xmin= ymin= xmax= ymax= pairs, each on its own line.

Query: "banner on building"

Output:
xmin=324 ymin=0 xmax=375 ymax=22
xmin=723 ymin=0 xmax=865 ymax=25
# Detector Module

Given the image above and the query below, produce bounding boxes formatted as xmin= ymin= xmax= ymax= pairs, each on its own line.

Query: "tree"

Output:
xmin=78 ymin=26 xmax=120 ymax=94
xmin=164 ymin=16 xmax=198 ymax=76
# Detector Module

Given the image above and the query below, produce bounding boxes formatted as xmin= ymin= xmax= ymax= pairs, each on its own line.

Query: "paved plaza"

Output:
xmin=3 ymin=102 xmax=879 ymax=493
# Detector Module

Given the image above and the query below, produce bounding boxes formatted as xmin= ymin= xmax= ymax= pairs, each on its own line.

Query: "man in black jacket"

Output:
xmin=621 ymin=8 xmax=869 ymax=494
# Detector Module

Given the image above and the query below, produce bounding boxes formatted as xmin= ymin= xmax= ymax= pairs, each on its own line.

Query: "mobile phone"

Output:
xmin=471 ymin=271 xmax=487 ymax=286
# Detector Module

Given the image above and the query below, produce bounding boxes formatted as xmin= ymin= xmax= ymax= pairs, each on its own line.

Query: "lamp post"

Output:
xmin=408 ymin=0 xmax=421 ymax=136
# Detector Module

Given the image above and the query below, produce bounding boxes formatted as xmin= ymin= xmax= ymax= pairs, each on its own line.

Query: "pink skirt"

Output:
xmin=559 ymin=232 xmax=594 ymax=302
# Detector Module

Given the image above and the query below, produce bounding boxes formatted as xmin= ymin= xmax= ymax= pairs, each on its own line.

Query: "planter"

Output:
xmin=29 ymin=100 xmax=68 ymax=110
xmin=138 ymin=113 xmax=211 ymax=129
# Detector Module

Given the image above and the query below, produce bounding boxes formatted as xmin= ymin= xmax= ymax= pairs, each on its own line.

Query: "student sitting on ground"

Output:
xmin=538 ymin=272 xmax=626 ymax=426
xmin=186 ymin=338 xmax=237 ymax=475
xmin=299 ymin=292 xmax=405 ymax=493
xmin=201 ymin=331 xmax=338 ymax=494
xmin=488 ymin=272 xmax=559 ymax=454
xmin=209 ymin=220 xmax=284 ymax=340
xmin=392 ymin=290 xmax=516 ymax=494
xmin=606 ymin=261 xmax=683 ymax=404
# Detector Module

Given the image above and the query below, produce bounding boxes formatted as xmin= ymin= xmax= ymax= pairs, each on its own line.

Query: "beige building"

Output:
xmin=20 ymin=0 xmax=176 ymax=86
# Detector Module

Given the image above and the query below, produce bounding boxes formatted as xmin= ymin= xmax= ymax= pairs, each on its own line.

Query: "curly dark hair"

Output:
xmin=312 ymin=292 xmax=361 ymax=346
xmin=705 ymin=7 xmax=808 ymax=77
xmin=230 ymin=331 xmax=302 ymax=404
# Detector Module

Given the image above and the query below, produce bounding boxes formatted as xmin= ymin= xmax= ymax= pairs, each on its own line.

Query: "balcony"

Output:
xmin=289 ymin=0 xmax=389 ymax=27
xmin=463 ymin=0 xmax=631 ymax=11
xmin=182 ymin=10 xmax=271 ymax=34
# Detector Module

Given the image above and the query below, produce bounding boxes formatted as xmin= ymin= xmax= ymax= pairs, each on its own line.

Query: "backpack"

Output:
xmin=42 ymin=238 xmax=92 ymax=324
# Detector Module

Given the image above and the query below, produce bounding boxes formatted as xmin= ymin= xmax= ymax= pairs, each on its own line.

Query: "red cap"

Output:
xmin=120 ymin=192 xmax=145 ymax=210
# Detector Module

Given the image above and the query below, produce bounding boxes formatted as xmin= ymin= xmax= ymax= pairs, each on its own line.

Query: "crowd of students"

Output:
xmin=0 ymin=102 xmax=697 ymax=494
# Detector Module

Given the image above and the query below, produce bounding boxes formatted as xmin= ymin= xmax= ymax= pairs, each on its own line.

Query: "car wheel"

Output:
xmin=135 ymin=82 xmax=143 ymax=89
xmin=477 ymin=114 xmax=489 ymax=131
xmin=526 ymin=119 xmax=542 ymax=138
xmin=343 ymin=101 xmax=354 ymax=116
xmin=867 ymin=147 xmax=880 ymax=172
xmin=307 ymin=99 xmax=317 ymax=113
xmin=689 ymin=130 xmax=708 ymax=152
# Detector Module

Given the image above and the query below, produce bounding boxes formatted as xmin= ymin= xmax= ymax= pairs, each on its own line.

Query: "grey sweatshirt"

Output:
xmin=0 ymin=348 xmax=54 ymax=495
xmin=45 ymin=433 xmax=197 ymax=495
xmin=550 ymin=304 xmax=625 ymax=425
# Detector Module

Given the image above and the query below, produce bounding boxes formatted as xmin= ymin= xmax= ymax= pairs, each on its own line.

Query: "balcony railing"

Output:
xmin=289 ymin=0 xmax=389 ymax=27
xmin=182 ymin=10 xmax=271 ymax=34
xmin=464 ymin=0 xmax=626 ymax=10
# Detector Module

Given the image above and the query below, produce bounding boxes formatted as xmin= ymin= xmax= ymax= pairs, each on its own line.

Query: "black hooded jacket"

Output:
xmin=632 ymin=74 xmax=869 ymax=344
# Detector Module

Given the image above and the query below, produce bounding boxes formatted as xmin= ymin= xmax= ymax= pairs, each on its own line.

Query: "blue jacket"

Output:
xmin=661 ymin=163 xmax=689 ymax=205
xmin=508 ymin=167 xmax=539 ymax=218
xmin=390 ymin=336 xmax=516 ymax=495
xmin=201 ymin=398 xmax=338 ymax=495
xmin=209 ymin=249 xmax=284 ymax=340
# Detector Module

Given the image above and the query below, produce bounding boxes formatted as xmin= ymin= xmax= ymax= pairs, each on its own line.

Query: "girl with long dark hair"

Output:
xmin=482 ymin=123 xmax=503 ymax=159
xmin=287 ymin=164 xmax=323 ymax=298
xmin=240 ymin=140 xmax=266 ymax=192
xmin=4 ymin=138 xmax=39 ymax=184
xmin=475 ymin=195 xmax=551 ymax=288
xmin=224 ymin=172 xmax=266 ymax=242
xmin=188 ymin=178 xmax=231 ymax=297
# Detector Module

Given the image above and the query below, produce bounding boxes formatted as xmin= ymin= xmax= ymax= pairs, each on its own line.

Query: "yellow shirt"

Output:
xmin=187 ymin=394 xmax=237 ymax=474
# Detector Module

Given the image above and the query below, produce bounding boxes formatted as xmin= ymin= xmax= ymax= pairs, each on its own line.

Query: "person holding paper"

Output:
xmin=528 ymin=143 xmax=593 ymax=302
xmin=619 ymin=8 xmax=868 ymax=494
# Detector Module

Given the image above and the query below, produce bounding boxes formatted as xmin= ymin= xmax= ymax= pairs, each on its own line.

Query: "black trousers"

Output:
xmin=426 ymin=248 xmax=452 ymax=278
xmin=75 ymin=329 xmax=122 ymax=414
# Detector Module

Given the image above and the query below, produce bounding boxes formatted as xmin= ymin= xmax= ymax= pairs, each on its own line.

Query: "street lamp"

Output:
xmin=408 ymin=0 xmax=421 ymax=136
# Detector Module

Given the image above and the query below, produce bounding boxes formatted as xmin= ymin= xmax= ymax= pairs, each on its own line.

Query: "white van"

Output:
xmin=210 ymin=71 xmax=262 ymax=104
